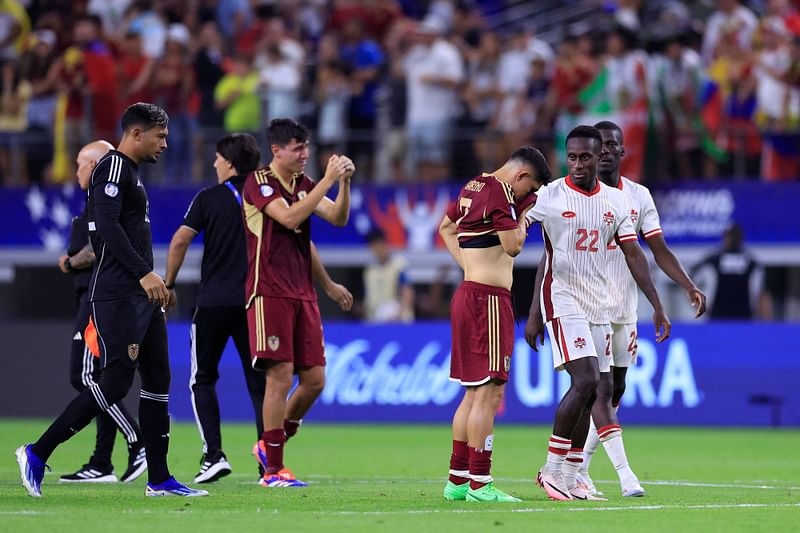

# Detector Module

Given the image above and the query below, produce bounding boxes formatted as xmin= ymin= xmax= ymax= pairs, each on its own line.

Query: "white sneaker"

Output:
xmin=622 ymin=482 xmax=645 ymax=497
xmin=577 ymin=471 xmax=604 ymax=496
xmin=536 ymin=469 xmax=572 ymax=501
xmin=569 ymin=484 xmax=608 ymax=501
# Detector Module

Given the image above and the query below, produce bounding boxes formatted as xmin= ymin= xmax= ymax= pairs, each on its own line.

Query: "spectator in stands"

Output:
xmin=339 ymin=17 xmax=384 ymax=180
xmin=463 ymin=31 xmax=501 ymax=170
xmin=255 ymin=37 xmax=302 ymax=123
xmin=215 ymin=0 xmax=252 ymax=43
xmin=116 ymin=31 xmax=153 ymax=109
xmin=123 ymin=1 xmax=167 ymax=60
xmin=214 ymin=54 xmax=260 ymax=135
xmin=702 ymin=0 xmax=758 ymax=65
xmin=314 ymin=34 xmax=350 ymax=174
xmin=403 ymin=16 xmax=464 ymax=182
xmin=0 ymin=58 xmax=28 ymax=184
xmin=0 ymin=0 xmax=29 ymax=66
xmin=19 ymin=29 xmax=57 ymax=182
xmin=362 ymin=229 xmax=414 ymax=323
xmin=693 ymin=224 xmax=772 ymax=320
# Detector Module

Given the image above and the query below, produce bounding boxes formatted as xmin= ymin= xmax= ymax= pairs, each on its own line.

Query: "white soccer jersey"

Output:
xmin=606 ymin=177 xmax=662 ymax=324
xmin=526 ymin=177 xmax=638 ymax=324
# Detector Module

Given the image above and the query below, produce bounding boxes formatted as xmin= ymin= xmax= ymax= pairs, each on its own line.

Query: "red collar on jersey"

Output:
xmin=565 ymin=175 xmax=601 ymax=197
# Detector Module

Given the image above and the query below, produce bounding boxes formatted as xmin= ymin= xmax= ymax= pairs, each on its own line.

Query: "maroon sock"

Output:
xmin=284 ymin=419 xmax=300 ymax=440
xmin=468 ymin=447 xmax=492 ymax=490
xmin=262 ymin=429 xmax=286 ymax=474
xmin=448 ymin=440 xmax=469 ymax=485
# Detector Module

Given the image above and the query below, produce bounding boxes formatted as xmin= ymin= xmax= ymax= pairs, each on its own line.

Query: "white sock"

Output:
xmin=599 ymin=425 xmax=637 ymax=486
xmin=582 ymin=417 xmax=599 ymax=474
xmin=562 ymin=448 xmax=583 ymax=489
xmin=545 ymin=434 xmax=571 ymax=472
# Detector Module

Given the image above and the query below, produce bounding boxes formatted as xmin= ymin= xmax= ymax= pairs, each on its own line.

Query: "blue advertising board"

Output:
xmin=3 ymin=182 xmax=799 ymax=249
xmin=163 ymin=321 xmax=800 ymax=427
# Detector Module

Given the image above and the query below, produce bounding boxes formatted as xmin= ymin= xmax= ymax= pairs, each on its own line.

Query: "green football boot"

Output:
xmin=466 ymin=482 xmax=521 ymax=502
xmin=443 ymin=480 xmax=469 ymax=501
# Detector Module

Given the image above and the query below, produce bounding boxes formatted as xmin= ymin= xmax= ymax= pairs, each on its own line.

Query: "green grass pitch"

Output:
xmin=1 ymin=420 xmax=798 ymax=532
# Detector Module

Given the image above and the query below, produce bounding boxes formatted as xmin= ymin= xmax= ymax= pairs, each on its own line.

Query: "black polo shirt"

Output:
xmin=182 ymin=175 xmax=247 ymax=307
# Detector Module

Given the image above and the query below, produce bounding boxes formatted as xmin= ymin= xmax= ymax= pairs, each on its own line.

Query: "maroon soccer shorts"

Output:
xmin=247 ymin=295 xmax=325 ymax=371
xmin=450 ymin=281 xmax=515 ymax=385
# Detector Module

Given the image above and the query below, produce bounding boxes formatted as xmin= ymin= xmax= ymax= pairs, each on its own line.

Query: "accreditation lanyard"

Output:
xmin=224 ymin=180 xmax=242 ymax=207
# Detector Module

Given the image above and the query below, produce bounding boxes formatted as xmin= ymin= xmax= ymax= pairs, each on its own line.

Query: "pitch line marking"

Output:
xmin=323 ymin=503 xmax=800 ymax=516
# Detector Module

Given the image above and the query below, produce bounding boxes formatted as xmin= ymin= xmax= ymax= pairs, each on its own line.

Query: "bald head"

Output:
xmin=76 ymin=140 xmax=114 ymax=190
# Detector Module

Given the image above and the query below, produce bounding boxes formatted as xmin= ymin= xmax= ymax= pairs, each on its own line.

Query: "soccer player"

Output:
xmin=58 ymin=140 xmax=146 ymax=484
xmin=523 ymin=125 xmax=670 ymax=501
xmin=243 ymin=118 xmax=353 ymax=488
xmin=439 ymin=146 xmax=551 ymax=503
xmin=165 ymin=133 xmax=353 ymax=484
xmin=574 ymin=121 xmax=707 ymax=497
xmin=16 ymin=103 xmax=207 ymax=498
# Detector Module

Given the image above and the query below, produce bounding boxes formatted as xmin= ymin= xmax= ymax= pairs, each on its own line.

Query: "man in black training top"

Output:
xmin=16 ymin=102 xmax=208 ymax=498
xmin=58 ymin=139 xmax=146 ymax=484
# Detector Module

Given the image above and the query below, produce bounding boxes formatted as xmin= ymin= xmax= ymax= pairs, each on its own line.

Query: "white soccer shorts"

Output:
xmin=546 ymin=315 xmax=612 ymax=372
xmin=611 ymin=322 xmax=638 ymax=368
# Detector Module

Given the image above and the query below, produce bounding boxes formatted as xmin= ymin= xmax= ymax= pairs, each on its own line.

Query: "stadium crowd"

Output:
xmin=2 ymin=0 xmax=800 ymax=185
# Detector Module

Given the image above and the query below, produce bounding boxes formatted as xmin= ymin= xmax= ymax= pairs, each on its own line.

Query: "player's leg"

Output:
xmin=460 ymin=285 xmax=519 ymax=502
xmin=283 ymin=300 xmax=326 ymax=440
xmin=444 ymin=283 xmax=472 ymax=500
xmin=18 ymin=360 xmax=135 ymax=496
xmin=591 ymin=322 xmax=643 ymax=497
xmin=249 ymin=296 xmax=306 ymax=487
xmin=138 ymin=308 xmax=208 ymax=497
xmin=189 ymin=306 xmax=232 ymax=483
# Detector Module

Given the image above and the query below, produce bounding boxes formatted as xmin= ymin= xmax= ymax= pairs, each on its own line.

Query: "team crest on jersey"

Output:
xmin=260 ymin=184 xmax=274 ymax=197
xmin=503 ymin=355 xmax=511 ymax=372
xmin=603 ymin=211 xmax=615 ymax=226
xmin=128 ymin=344 xmax=140 ymax=361
xmin=298 ymin=191 xmax=307 ymax=200
xmin=630 ymin=209 xmax=639 ymax=224
xmin=574 ymin=337 xmax=586 ymax=349
xmin=268 ymin=335 xmax=280 ymax=351
xmin=104 ymin=183 xmax=119 ymax=197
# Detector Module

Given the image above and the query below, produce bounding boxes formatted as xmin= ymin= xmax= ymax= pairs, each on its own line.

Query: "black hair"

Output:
xmin=366 ymin=228 xmax=386 ymax=244
xmin=267 ymin=118 xmax=309 ymax=146
xmin=593 ymin=120 xmax=622 ymax=134
xmin=121 ymin=102 xmax=169 ymax=132
xmin=216 ymin=133 xmax=261 ymax=176
xmin=508 ymin=145 xmax=551 ymax=184
xmin=566 ymin=125 xmax=602 ymax=145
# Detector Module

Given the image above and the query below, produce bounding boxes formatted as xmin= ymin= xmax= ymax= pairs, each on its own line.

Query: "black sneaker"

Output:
xmin=60 ymin=464 xmax=117 ymax=483
xmin=120 ymin=444 xmax=147 ymax=483
xmin=193 ymin=452 xmax=232 ymax=483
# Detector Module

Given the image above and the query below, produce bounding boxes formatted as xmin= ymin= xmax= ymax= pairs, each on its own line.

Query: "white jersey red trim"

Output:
xmin=606 ymin=176 xmax=662 ymax=323
xmin=526 ymin=177 xmax=636 ymax=324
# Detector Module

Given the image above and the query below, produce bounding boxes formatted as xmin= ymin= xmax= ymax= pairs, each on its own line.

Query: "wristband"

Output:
xmin=165 ymin=284 xmax=175 ymax=290
xmin=64 ymin=258 xmax=73 ymax=271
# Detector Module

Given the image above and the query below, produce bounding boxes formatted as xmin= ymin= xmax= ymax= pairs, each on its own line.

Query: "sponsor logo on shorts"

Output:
xmin=260 ymin=184 xmax=274 ymax=197
xmin=503 ymin=355 xmax=511 ymax=372
xmin=603 ymin=211 xmax=615 ymax=226
xmin=105 ymin=183 xmax=119 ymax=197
xmin=268 ymin=335 xmax=280 ymax=352
xmin=574 ymin=337 xmax=586 ymax=349
xmin=561 ymin=211 xmax=576 ymax=218
xmin=128 ymin=344 xmax=140 ymax=361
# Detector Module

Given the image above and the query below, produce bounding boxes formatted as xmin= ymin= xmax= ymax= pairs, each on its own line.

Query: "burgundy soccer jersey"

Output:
xmin=446 ymin=174 xmax=522 ymax=247
xmin=242 ymin=166 xmax=317 ymax=305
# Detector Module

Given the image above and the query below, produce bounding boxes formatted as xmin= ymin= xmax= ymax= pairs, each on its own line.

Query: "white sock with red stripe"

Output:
xmin=598 ymin=424 xmax=636 ymax=486
xmin=581 ymin=417 xmax=599 ymax=474
xmin=544 ymin=434 xmax=571 ymax=473
xmin=562 ymin=448 xmax=583 ymax=489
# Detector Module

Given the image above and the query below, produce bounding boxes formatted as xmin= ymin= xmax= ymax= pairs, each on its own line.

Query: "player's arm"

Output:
xmin=646 ymin=234 xmax=706 ymax=318
xmin=438 ymin=214 xmax=464 ymax=270
xmin=314 ymin=156 xmax=354 ymax=227
xmin=619 ymin=239 xmax=671 ymax=342
xmin=524 ymin=253 xmax=546 ymax=351
xmin=265 ymin=155 xmax=348 ymax=230
xmin=164 ymin=226 xmax=197 ymax=309
xmin=311 ymin=240 xmax=353 ymax=311
xmin=497 ymin=217 xmax=527 ymax=257
xmin=92 ymin=162 xmax=166 ymax=304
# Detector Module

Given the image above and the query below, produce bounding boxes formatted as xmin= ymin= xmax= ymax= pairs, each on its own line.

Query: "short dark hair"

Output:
xmin=594 ymin=120 xmax=623 ymax=137
xmin=267 ymin=118 xmax=309 ymax=146
xmin=566 ymin=125 xmax=602 ymax=145
xmin=216 ymin=133 xmax=261 ymax=176
xmin=121 ymin=102 xmax=169 ymax=132
xmin=508 ymin=145 xmax=551 ymax=184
